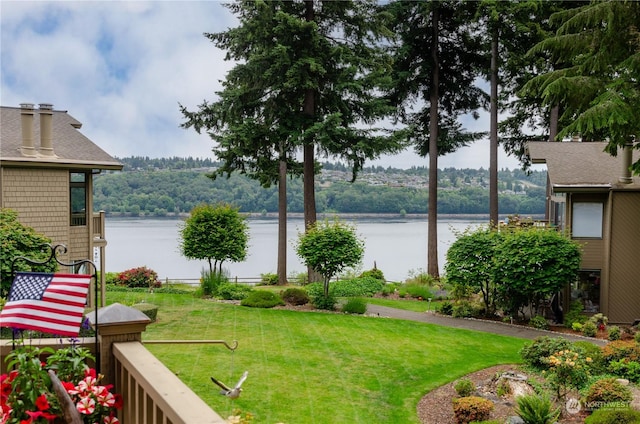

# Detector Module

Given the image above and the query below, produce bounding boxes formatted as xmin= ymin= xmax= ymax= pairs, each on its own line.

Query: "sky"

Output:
xmin=1 ymin=1 xmax=526 ymax=170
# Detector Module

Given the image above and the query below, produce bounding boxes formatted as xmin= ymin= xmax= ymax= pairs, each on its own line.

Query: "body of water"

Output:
xmin=102 ymin=217 xmax=485 ymax=282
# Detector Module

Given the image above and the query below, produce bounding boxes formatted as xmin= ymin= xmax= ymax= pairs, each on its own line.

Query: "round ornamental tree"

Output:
xmin=295 ymin=219 xmax=364 ymax=297
xmin=445 ymin=227 xmax=504 ymax=316
xmin=493 ymin=227 xmax=582 ymax=317
xmin=180 ymin=203 xmax=249 ymax=275
xmin=0 ymin=208 xmax=57 ymax=296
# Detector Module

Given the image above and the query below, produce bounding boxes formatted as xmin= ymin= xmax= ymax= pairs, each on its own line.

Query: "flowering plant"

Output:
xmin=1 ymin=345 xmax=122 ymax=424
xmin=543 ymin=348 xmax=591 ymax=400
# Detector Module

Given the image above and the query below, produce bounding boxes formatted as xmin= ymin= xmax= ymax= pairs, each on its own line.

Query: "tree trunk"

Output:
xmin=277 ymin=150 xmax=288 ymax=285
xmin=303 ymin=0 xmax=320 ymax=283
xmin=427 ymin=6 xmax=440 ymax=278
xmin=489 ymin=27 xmax=499 ymax=228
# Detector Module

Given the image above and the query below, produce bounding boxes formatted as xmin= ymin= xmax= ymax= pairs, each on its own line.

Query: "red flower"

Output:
xmin=35 ymin=394 xmax=50 ymax=411
xmin=113 ymin=393 xmax=124 ymax=410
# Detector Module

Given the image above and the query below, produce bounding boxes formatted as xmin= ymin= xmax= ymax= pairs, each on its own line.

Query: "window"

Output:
xmin=571 ymin=202 xmax=603 ymax=238
xmin=70 ymin=172 xmax=87 ymax=226
xmin=571 ymin=270 xmax=601 ymax=313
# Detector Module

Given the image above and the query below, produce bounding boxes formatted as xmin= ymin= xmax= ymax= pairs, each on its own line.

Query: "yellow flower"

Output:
xmin=586 ymin=357 xmax=593 ymax=363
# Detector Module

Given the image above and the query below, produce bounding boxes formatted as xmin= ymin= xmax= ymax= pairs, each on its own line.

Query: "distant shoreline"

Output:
xmin=106 ymin=212 xmax=545 ymax=221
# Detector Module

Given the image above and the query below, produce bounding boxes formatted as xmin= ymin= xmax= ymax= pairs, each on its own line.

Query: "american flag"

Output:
xmin=0 ymin=272 xmax=91 ymax=337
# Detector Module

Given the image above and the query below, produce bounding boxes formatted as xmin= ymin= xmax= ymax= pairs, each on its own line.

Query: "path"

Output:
xmin=366 ymin=304 xmax=607 ymax=346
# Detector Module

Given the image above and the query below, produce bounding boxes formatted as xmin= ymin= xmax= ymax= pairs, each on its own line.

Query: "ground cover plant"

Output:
xmin=106 ymin=291 xmax=526 ymax=423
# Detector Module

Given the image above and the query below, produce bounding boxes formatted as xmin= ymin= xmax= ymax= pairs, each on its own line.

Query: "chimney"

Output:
xmin=19 ymin=103 xmax=37 ymax=157
xmin=38 ymin=103 xmax=56 ymax=157
xmin=618 ymin=141 xmax=634 ymax=184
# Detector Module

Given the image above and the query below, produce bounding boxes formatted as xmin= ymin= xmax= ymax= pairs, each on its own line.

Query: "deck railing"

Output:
xmin=113 ymin=341 xmax=226 ymax=424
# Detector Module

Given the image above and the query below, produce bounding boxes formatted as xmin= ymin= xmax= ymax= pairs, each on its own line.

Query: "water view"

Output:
xmin=102 ymin=217 xmax=485 ymax=282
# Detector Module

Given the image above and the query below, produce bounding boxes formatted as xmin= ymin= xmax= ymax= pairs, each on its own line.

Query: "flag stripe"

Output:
xmin=0 ymin=272 xmax=91 ymax=337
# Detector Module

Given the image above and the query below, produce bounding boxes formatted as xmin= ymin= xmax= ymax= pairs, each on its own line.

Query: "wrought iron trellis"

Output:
xmin=10 ymin=243 xmax=100 ymax=372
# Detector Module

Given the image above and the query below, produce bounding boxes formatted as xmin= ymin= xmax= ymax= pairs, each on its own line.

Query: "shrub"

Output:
xmin=259 ymin=272 xmax=279 ymax=285
xmin=380 ymin=283 xmax=399 ymax=296
xmin=117 ymin=266 xmax=160 ymax=289
xmin=342 ymin=298 xmax=367 ymax=314
xmin=529 ymin=315 xmax=549 ymax=330
xmin=454 ymin=378 xmax=475 ymax=397
xmin=452 ymin=300 xmax=482 ymax=318
xmin=520 ymin=337 xmax=573 ymax=370
xmin=281 ymin=288 xmax=309 ymax=306
xmin=564 ymin=300 xmax=587 ymax=327
xmin=201 ymin=269 xmax=226 ymax=297
xmin=515 ymin=394 xmax=560 ymax=424
xmin=635 ymin=331 xmax=640 ymax=344
xmin=311 ymin=293 xmax=336 ymax=310
xmin=132 ymin=303 xmax=158 ymax=321
xmin=574 ymin=341 xmax=606 ymax=374
xmin=217 ymin=283 xmax=252 ymax=300
xmin=601 ymin=340 xmax=640 ymax=364
xmin=607 ymin=326 xmax=621 ymax=341
xmin=572 ymin=322 xmax=583 ymax=332
xmin=105 ymin=272 xmax=119 ymax=285
xmin=404 ymin=283 xmax=433 ymax=300
xmin=584 ymin=378 xmax=633 ymax=409
xmin=582 ymin=321 xmax=597 ymax=337
xmin=545 ymin=348 xmax=591 ymax=398
xmin=607 ymin=360 xmax=640 ymax=383
xmin=452 ymin=396 xmax=494 ymax=424
xmin=496 ymin=379 xmax=511 ymax=398
xmin=439 ymin=301 xmax=454 ymax=315
xmin=584 ymin=408 xmax=640 ymax=424
xmin=307 ymin=277 xmax=384 ymax=298
xmin=241 ymin=290 xmax=284 ymax=308
xmin=359 ymin=268 xmax=385 ymax=281
xmin=405 ymin=270 xmax=438 ymax=287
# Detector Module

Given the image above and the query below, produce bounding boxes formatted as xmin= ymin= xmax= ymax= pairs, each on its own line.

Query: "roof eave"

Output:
xmin=552 ymin=184 xmax=612 ymax=193
xmin=0 ymin=158 xmax=123 ymax=171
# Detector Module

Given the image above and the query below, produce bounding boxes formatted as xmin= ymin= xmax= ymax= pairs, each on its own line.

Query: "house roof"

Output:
xmin=0 ymin=105 xmax=123 ymax=170
xmin=527 ymin=141 xmax=640 ymax=191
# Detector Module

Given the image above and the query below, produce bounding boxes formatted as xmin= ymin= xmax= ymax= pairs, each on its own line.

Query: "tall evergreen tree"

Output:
xmin=385 ymin=0 xmax=486 ymax=277
xmin=180 ymin=1 xmax=403 ymax=283
xmin=522 ymin=0 xmax=640 ymax=172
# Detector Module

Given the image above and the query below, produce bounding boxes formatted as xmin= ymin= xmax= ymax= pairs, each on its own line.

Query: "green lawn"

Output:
xmin=107 ymin=291 xmax=526 ymax=423
xmin=366 ymin=297 xmax=443 ymax=313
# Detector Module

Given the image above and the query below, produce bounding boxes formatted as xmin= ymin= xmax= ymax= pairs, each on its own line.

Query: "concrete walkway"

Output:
xmin=366 ymin=304 xmax=607 ymax=346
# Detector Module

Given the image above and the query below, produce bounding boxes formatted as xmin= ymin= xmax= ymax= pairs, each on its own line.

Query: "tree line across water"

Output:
xmin=93 ymin=156 xmax=546 ymax=217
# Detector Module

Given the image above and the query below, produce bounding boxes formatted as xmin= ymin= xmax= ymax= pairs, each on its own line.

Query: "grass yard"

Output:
xmin=366 ymin=297 xmax=443 ymax=313
xmin=107 ymin=291 xmax=527 ymax=423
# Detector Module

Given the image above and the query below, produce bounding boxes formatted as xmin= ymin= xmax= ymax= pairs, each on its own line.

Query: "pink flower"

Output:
xmin=103 ymin=414 xmax=120 ymax=424
xmin=76 ymin=396 xmax=96 ymax=415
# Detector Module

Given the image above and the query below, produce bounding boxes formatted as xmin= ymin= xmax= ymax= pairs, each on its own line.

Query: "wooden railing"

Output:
xmin=112 ymin=341 xmax=226 ymax=424
xmin=92 ymin=211 xmax=106 ymax=241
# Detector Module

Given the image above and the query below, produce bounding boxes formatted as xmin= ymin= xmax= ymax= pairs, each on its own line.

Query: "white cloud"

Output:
xmin=1 ymin=1 xmax=526 ymax=169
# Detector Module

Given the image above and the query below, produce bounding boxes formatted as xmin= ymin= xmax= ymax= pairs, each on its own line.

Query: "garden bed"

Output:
xmin=417 ymin=364 xmax=640 ymax=424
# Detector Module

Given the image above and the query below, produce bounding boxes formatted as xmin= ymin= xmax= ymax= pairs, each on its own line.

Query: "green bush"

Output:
xmin=584 ymin=408 xmax=640 ymax=424
xmin=259 ymin=272 xmax=279 ymax=285
xmin=564 ymin=300 xmax=587 ymax=327
xmin=452 ymin=396 xmax=494 ymax=424
xmin=584 ymin=378 xmax=633 ymax=409
xmin=515 ymin=394 xmax=560 ymax=424
xmin=380 ymin=283 xmax=399 ymax=296
xmin=607 ymin=326 xmax=621 ymax=341
xmin=520 ymin=337 xmax=573 ymax=370
xmin=635 ymin=331 xmax=640 ymax=344
xmin=241 ymin=290 xmax=284 ymax=308
xmin=601 ymin=340 xmax=640 ymax=364
xmin=281 ymin=288 xmax=309 ymax=306
xmin=105 ymin=272 xmax=119 ymax=285
xmin=201 ymin=269 xmax=226 ymax=297
xmin=582 ymin=321 xmax=597 ymax=337
xmin=131 ymin=303 xmax=158 ymax=322
xmin=359 ymin=268 xmax=385 ymax=281
xmin=574 ymin=341 xmax=606 ymax=374
xmin=404 ymin=283 xmax=433 ymax=300
xmin=311 ymin=293 xmax=336 ymax=310
xmin=306 ymin=276 xmax=384 ymax=298
xmin=529 ymin=315 xmax=549 ymax=330
xmin=572 ymin=322 xmax=584 ymax=332
xmin=607 ymin=360 xmax=640 ymax=383
xmin=454 ymin=378 xmax=475 ymax=397
xmin=452 ymin=300 xmax=482 ymax=318
xmin=439 ymin=301 xmax=454 ymax=315
xmin=342 ymin=298 xmax=367 ymax=314
xmin=117 ymin=266 xmax=160 ymax=289
xmin=405 ymin=269 xmax=438 ymax=286
xmin=217 ymin=283 xmax=252 ymax=300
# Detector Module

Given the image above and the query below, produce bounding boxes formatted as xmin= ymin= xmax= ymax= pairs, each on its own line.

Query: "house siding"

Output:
xmin=607 ymin=191 xmax=640 ymax=323
xmin=1 ymin=167 xmax=75 ymax=264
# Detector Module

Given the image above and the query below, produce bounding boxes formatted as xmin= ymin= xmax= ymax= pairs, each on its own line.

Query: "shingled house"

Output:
xmin=0 ymin=103 xmax=122 ymax=305
xmin=527 ymin=141 xmax=640 ymax=324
